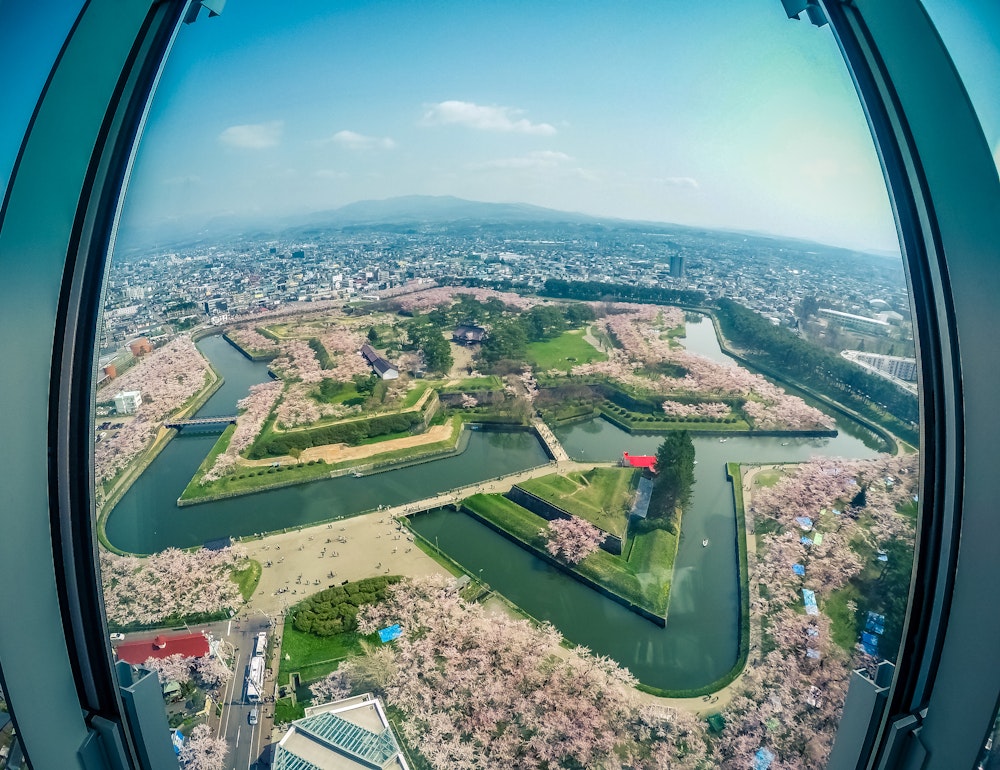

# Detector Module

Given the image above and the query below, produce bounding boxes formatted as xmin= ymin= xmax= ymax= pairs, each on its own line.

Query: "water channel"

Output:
xmin=107 ymin=319 xmax=885 ymax=690
xmin=409 ymin=317 xmax=883 ymax=690
xmin=104 ymin=335 xmax=549 ymax=553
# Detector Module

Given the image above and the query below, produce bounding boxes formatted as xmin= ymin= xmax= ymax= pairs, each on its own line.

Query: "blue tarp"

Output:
xmin=833 ymin=508 xmax=842 ymax=515
xmin=802 ymin=589 xmax=819 ymax=616
xmin=170 ymin=730 xmax=185 ymax=755
xmin=806 ymin=627 xmax=819 ymax=638
xmin=378 ymin=624 xmax=402 ymax=643
xmin=865 ymin=612 xmax=886 ymax=635
xmin=861 ymin=632 xmax=880 ymax=655
xmin=754 ymin=747 xmax=775 ymax=770
xmin=806 ymin=648 xmax=821 ymax=659
xmin=795 ymin=516 xmax=814 ymax=531
xmin=800 ymin=536 xmax=813 ymax=546
xmin=792 ymin=564 xmax=806 ymax=576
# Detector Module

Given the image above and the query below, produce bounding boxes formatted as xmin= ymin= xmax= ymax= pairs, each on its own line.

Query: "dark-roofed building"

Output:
xmin=114 ymin=632 xmax=210 ymax=665
xmin=273 ymin=693 xmax=409 ymax=770
xmin=452 ymin=324 xmax=487 ymax=344
xmin=360 ymin=343 xmax=399 ymax=380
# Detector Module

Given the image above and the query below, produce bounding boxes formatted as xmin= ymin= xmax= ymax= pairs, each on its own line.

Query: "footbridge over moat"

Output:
xmin=164 ymin=415 xmax=237 ymax=428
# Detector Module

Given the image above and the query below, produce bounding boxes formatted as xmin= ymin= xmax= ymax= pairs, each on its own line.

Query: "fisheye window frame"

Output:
xmin=0 ymin=0 xmax=998 ymax=768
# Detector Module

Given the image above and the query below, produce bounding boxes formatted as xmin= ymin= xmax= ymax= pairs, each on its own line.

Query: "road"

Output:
xmin=216 ymin=615 xmax=278 ymax=770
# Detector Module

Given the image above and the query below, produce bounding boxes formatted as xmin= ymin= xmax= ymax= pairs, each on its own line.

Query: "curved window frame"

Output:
xmin=0 ymin=1 xmax=998 ymax=767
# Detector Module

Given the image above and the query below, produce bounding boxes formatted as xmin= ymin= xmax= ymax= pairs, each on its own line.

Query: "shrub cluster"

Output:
xmin=292 ymin=576 xmax=401 ymax=636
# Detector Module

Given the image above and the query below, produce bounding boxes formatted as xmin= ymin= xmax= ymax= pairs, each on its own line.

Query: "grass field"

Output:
xmin=437 ymin=376 xmax=503 ymax=392
xmin=231 ymin=560 xmax=262 ymax=602
xmin=462 ymin=493 xmax=675 ymax=616
xmin=527 ymin=328 xmax=607 ymax=372
xmin=277 ymin=617 xmax=369 ymax=687
xmin=518 ymin=467 xmax=638 ymax=536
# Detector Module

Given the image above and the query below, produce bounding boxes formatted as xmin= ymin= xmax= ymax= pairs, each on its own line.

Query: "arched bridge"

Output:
xmin=164 ymin=415 xmax=237 ymax=428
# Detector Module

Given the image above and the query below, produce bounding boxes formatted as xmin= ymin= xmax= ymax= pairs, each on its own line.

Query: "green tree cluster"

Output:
xmin=714 ymin=299 xmax=918 ymax=440
xmin=405 ymin=319 xmax=453 ymax=374
xmin=541 ymin=278 xmax=706 ymax=307
xmin=292 ymin=576 xmax=400 ymax=636
xmin=647 ymin=431 xmax=696 ymax=530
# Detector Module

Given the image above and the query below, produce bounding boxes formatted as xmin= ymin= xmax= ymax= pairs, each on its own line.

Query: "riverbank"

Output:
xmin=705 ymin=312 xmax=907 ymax=453
xmin=97 ymin=360 xmax=223 ymax=551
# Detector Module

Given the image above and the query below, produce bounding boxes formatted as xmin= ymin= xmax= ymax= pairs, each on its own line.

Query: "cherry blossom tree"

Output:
xmin=545 ymin=516 xmax=604 ymax=564
xmin=314 ymin=575 xmax=706 ymax=770
xmin=100 ymin=546 xmax=246 ymax=626
xmin=95 ymin=336 xmax=213 ymax=484
xmin=179 ymin=724 xmax=228 ymax=770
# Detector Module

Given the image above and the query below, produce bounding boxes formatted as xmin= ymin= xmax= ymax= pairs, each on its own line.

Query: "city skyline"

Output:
xmin=120 ymin=0 xmax=907 ymax=254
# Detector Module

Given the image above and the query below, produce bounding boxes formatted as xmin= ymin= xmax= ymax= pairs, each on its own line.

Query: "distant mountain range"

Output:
xmin=115 ymin=195 xmax=899 ymax=259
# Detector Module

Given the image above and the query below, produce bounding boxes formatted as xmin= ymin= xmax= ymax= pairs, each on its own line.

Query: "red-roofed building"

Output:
xmin=114 ymin=632 xmax=210 ymax=665
xmin=622 ymin=452 xmax=657 ymax=471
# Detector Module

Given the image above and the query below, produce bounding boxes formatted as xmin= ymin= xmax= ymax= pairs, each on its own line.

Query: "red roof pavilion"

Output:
xmin=622 ymin=452 xmax=657 ymax=471
xmin=115 ymin=632 xmax=210 ymax=665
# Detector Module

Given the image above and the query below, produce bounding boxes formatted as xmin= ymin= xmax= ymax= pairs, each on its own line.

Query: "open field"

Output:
xmin=518 ymin=466 xmax=638 ymax=536
xmin=527 ymin=328 xmax=607 ymax=372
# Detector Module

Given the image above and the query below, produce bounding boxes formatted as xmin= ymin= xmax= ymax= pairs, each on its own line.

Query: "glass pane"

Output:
xmin=94 ymin=3 xmax=920 ymax=768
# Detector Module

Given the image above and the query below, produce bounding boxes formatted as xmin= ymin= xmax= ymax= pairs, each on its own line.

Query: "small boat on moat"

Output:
xmin=702 ymin=538 xmax=709 ymax=547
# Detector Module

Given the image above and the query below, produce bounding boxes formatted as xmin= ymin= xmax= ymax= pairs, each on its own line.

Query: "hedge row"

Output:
xmin=249 ymin=411 xmax=424 ymax=459
xmin=292 ymin=576 xmax=401 ymax=636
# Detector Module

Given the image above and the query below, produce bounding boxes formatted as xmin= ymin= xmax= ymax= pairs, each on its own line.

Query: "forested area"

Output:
xmin=541 ymin=278 xmax=706 ymax=307
xmin=714 ymin=299 xmax=918 ymax=443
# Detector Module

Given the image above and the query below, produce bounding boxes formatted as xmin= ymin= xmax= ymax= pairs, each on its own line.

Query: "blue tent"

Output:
xmin=865 ymin=612 xmax=886 ymax=635
xmin=795 ymin=516 xmax=814 ymax=531
xmin=754 ymin=746 xmax=775 ymax=770
xmin=378 ymin=624 xmax=402 ymax=643
xmin=861 ymin=632 xmax=880 ymax=655
xmin=800 ymin=536 xmax=813 ymax=546
xmin=792 ymin=564 xmax=806 ymax=576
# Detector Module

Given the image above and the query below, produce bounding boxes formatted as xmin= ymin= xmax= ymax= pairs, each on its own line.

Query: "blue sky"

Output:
xmin=4 ymin=1 xmax=998 ymax=254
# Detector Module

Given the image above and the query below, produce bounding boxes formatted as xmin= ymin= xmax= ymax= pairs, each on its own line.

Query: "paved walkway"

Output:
xmin=531 ymin=419 xmax=571 ymax=461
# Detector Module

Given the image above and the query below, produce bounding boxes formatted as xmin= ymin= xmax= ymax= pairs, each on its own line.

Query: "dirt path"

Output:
xmin=448 ymin=342 xmax=475 ymax=377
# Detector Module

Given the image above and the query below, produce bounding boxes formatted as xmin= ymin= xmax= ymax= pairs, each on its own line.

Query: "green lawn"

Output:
xmin=437 ymin=376 xmax=503 ymax=393
xmin=518 ymin=467 xmax=638 ymax=537
xmin=461 ymin=493 xmax=676 ymax=616
xmin=277 ymin=617 xmax=370 ymax=687
xmin=231 ymin=560 xmax=262 ymax=602
xmin=527 ymin=329 xmax=607 ymax=372
xmin=753 ymin=470 xmax=783 ymax=488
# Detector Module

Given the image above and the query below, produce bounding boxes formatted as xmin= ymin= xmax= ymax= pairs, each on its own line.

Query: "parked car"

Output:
xmin=109 ymin=633 xmax=125 ymax=641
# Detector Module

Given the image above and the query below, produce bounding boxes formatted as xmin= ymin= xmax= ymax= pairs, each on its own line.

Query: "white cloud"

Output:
xmin=329 ymin=130 xmax=396 ymax=150
xmin=473 ymin=150 xmax=573 ymax=170
xmin=218 ymin=121 xmax=283 ymax=149
xmin=654 ymin=176 xmax=700 ymax=189
xmin=422 ymin=100 xmax=556 ymax=135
